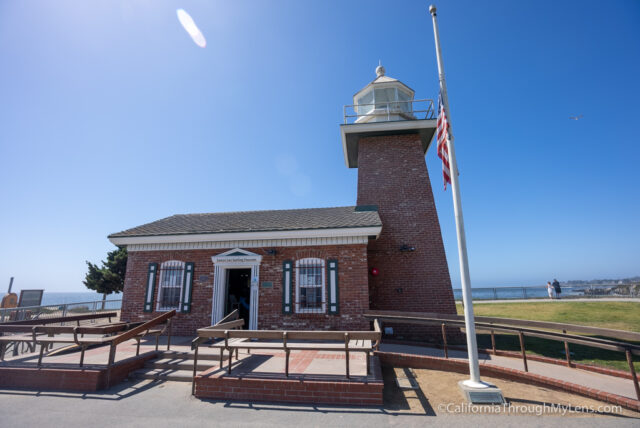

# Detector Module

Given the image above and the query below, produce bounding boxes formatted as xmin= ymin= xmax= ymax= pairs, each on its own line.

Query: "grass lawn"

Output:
xmin=455 ymin=301 xmax=640 ymax=372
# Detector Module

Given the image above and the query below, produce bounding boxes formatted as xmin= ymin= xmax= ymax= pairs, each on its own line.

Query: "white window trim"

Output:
xmin=295 ymin=258 xmax=326 ymax=314
xmin=156 ymin=260 xmax=185 ymax=312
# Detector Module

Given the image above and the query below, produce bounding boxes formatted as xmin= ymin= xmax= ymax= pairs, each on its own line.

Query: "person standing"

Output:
xmin=547 ymin=281 xmax=555 ymax=300
xmin=552 ymin=279 xmax=562 ymax=299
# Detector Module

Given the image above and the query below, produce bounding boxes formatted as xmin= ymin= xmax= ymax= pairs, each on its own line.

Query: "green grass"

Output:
xmin=455 ymin=301 xmax=640 ymax=372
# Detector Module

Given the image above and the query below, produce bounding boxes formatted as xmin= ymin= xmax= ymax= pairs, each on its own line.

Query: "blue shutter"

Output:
xmin=327 ymin=259 xmax=339 ymax=314
xmin=282 ymin=260 xmax=293 ymax=314
xmin=144 ymin=263 xmax=158 ymax=313
xmin=181 ymin=262 xmax=195 ymax=313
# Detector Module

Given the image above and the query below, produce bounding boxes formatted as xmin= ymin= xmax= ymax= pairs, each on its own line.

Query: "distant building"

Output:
xmin=109 ymin=66 xmax=457 ymax=336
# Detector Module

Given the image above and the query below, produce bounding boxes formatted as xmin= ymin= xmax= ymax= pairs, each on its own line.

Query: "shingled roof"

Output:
xmin=108 ymin=206 xmax=381 ymax=238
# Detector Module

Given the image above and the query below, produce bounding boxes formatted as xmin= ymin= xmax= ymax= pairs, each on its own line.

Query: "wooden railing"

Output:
xmin=190 ymin=310 xmax=243 ymax=394
xmin=0 ymin=312 xmax=118 ymax=326
xmin=190 ymin=314 xmax=382 ymax=394
xmin=364 ymin=310 xmax=640 ymax=400
xmin=104 ymin=310 xmax=176 ymax=386
xmin=0 ymin=312 xmax=120 ymax=358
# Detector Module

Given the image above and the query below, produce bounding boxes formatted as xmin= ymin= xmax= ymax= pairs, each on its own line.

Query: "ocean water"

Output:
xmin=12 ymin=291 xmax=122 ymax=307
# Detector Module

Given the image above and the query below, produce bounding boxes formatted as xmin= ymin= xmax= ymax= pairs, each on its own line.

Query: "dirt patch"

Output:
xmin=382 ymin=365 xmax=640 ymax=418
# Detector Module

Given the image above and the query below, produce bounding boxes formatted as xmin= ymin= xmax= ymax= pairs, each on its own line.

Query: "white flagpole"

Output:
xmin=429 ymin=4 xmax=484 ymax=387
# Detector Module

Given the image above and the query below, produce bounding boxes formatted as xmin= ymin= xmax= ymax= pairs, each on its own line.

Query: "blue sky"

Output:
xmin=1 ymin=0 xmax=639 ymax=293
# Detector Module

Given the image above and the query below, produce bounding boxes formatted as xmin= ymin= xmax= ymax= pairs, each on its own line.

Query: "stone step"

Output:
xmin=133 ymin=368 xmax=193 ymax=382
xmin=148 ymin=359 xmax=219 ymax=371
xmin=157 ymin=350 xmax=227 ymax=361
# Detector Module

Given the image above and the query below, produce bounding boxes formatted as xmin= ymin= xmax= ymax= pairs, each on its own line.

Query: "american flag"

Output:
xmin=436 ymin=93 xmax=452 ymax=190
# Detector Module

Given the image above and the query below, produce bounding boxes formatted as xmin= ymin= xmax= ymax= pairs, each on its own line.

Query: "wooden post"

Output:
xmin=283 ymin=332 xmax=289 ymax=377
xmin=518 ymin=331 xmax=528 ymax=372
xmin=366 ymin=351 xmax=370 ymax=374
xmin=626 ymin=349 xmax=640 ymax=401
xmin=166 ymin=319 xmax=172 ymax=350
xmin=563 ymin=329 xmax=571 ymax=367
xmin=192 ymin=342 xmax=199 ymax=395
xmin=490 ymin=330 xmax=496 ymax=354
xmin=345 ymin=332 xmax=350 ymax=379
xmin=106 ymin=343 xmax=116 ymax=387
xmin=441 ymin=323 xmax=448 ymax=358
xmin=37 ymin=343 xmax=45 ymax=367
xmin=79 ymin=345 xmax=86 ymax=367
xmin=219 ymin=347 xmax=224 ymax=368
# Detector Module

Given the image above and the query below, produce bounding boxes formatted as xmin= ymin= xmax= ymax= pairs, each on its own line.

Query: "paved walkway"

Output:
xmin=2 ymin=336 xmax=369 ymax=379
xmin=0 ymin=380 xmax=636 ymax=428
xmin=459 ymin=298 xmax=640 ymax=303
xmin=380 ymin=343 xmax=638 ymax=400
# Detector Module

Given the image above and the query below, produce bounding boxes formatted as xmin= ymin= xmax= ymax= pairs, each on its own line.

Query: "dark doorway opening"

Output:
xmin=225 ymin=268 xmax=251 ymax=328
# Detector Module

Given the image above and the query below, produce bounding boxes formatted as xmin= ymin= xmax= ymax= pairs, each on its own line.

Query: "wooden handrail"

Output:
xmin=0 ymin=312 xmax=118 ymax=326
xmin=217 ymin=310 xmax=239 ymax=325
xmin=364 ymin=309 xmax=640 ymax=342
xmin=112 ymin=310 xmax=175 ymax=346
xmin=197 ymin=319 xmax=244 ymax=332
xmin=363 ymin=309 xmax=640 ymax=400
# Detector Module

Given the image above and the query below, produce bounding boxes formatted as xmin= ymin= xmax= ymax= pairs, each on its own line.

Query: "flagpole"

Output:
xmin=429 ymin=4 xmax=484 ymax=387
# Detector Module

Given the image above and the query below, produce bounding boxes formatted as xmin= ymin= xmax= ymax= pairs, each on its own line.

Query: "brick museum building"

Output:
xmin=109 ymin=66 xmax=457 ymax=336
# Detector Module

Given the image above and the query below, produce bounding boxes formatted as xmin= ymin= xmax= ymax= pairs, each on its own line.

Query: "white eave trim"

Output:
xmin=109 ymin=226 xmax=382 ymax=246
xmin=340 ymin=118 xmax=437 ymax=167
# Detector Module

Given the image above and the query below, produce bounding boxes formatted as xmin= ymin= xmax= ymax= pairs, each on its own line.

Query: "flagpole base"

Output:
xmin=458 ymin=380 xmax=505 ymax=404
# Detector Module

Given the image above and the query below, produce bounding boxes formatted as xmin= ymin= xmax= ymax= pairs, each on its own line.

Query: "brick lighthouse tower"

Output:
xmin=340 ymin=65 xmax=457 ymax=335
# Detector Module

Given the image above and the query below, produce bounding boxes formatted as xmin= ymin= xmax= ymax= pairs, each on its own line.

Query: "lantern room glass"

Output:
xmin=356 ymin=86 xmax=413 ymax=118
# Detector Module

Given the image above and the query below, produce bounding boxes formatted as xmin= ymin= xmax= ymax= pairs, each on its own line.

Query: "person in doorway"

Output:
xmin=238 ymin=295 xmax=250 ymax=311
xmin=552 ymin=279 xmax=562 ymax=299
xmin=546 ymin=281 xmax=555 ymax=300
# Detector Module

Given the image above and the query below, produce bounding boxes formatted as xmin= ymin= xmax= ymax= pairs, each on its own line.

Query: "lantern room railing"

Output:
xmin=343 ymin=98 xmax=436 ymax=124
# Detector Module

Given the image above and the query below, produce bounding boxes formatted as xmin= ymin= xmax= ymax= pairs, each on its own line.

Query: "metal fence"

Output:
xmin=0 ymin=299 xmax=122 ymax=324
xmin=453 ymin=284 xmax=640 ymax=301
xmin=343 ymin=98 xmax=436 ymax=124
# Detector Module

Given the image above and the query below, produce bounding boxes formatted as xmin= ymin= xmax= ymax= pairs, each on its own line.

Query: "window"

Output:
xmin=156 ymin=260 xmax=185 ymax=311
xmin=295 ymin=258 xmax=325 ymax=313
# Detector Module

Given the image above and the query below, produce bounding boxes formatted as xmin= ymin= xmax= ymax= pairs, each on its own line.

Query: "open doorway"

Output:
xmin=225 ymin=268 xmax=251 ymax=328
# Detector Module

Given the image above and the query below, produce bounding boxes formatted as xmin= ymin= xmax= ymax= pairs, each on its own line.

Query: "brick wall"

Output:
xmin=356 ymin=134 xmax=457 ymax=339
xmin=0 ymin=353 xmax=155 ymax=392
xmin=121 ymin=244 xmax=370 ymax=335
xmin=194 ymin=356 xmax=384 ymax=406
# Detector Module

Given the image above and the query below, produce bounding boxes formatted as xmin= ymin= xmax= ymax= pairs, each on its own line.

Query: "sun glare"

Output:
xmin=176 ymin=8 xmax=206 ymax=48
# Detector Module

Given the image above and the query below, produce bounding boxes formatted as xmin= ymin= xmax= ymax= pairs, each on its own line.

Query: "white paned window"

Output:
xmin=295 ymin=258 xmax=325 ymax=313
xmin=156 ymin=260 xmax=185 ymax=311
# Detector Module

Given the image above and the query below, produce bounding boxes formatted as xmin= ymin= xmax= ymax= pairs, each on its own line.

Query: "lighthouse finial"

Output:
xmin=375 ymin=61 xmax=385 ymax=77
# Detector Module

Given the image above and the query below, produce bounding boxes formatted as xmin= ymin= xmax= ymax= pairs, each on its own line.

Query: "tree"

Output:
xmin=84 ymin=247 xmax=128 ymax=306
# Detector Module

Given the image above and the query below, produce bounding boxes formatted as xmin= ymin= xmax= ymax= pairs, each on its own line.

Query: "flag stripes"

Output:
xmin=436 ymin=93 xmax=452 ymax=190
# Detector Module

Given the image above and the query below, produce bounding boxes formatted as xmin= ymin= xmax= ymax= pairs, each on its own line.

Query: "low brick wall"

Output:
xmin=194 ymin=357 xmax=384 ymax=406
xmin=375 ymin=350 xmax=640 ymax=412
xmin=0 ymin=352 xmax=156 ymax=392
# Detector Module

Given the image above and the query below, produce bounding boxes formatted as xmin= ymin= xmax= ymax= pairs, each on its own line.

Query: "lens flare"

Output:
xmin=176 ymin=9 xmax=206 ymax=48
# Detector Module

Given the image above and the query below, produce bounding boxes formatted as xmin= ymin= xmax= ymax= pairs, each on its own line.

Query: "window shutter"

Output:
xmin=144 ymin=263 xmax=158 ymax=313
xmin=181 ymin=262 xmax=195 ymax=313
xmin=282 ymin=260 xmax=293 ymax=314
xmin=327 ymin=259 xmax=339 ymax=314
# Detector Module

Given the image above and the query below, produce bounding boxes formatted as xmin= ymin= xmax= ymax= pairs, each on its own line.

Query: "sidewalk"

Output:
xmin=380 ymin=343 xmax=638 ymax=400
xmin=457 ymin=298 xmax=640 ymax=304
